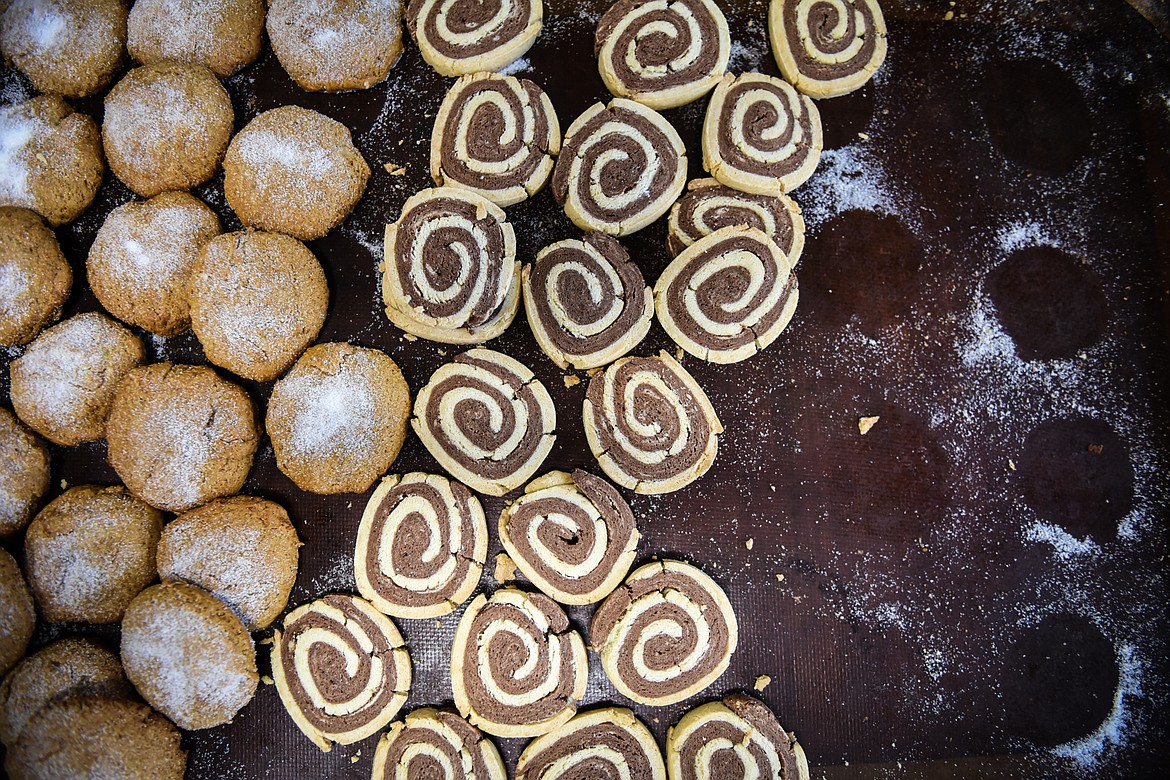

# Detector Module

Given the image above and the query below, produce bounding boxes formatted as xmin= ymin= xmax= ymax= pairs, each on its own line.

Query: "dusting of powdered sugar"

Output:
xmin=275 ymin=360 xmax=379 ymax=461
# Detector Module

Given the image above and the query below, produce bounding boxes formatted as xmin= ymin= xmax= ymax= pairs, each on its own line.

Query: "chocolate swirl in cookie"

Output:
xmin=412 ymin=348 xmax=556 ymax=496
xmin=407 ymin=0 xmax=543 ymax=77
xmin=702 ymin=72 xmax=823 ymax=196
xmin=667 ymin=178 xmax=806 ymax=262
xmin=583 ymin=351 xmax=722 ymax=494
xmin=383 ymin=187 xmax=519 ymax=344
xmin=594 ymin=0 xmax=730 ymax=110
xmin=522 ymin=233 xmax=652 ymax=370
xmin=551 ymin=99 xmax=687 ymax=236
xmin=591 ymin=560 xmax=737 ymax=706
xmin=272 ymin=594 xmax=412 ymax=751
xmin=498 ymin=470 xmax=639 ymax=605
xmin=769 ymin=0 xmax=887 ymax=99
xmin=373 ymin=708 xmax=507 ymax=780
xmin=431 ymin=73 xmax=561 ymax=207
xmin=356 ymin=473 xmax=487 ymax=619
xmin=451 ymin=588 xmax=588 ymax=738
xmin=516 ymin=707 xmax=667 ymax=780
xmin=655 ymin=225 xmax=799 ymax=364
xmin=668 ymin=694 xmax=810 ymax=780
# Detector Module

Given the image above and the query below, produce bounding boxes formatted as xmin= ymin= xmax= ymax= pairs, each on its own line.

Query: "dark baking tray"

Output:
xmin=3 ymin=0 xmax=1169 ymax=777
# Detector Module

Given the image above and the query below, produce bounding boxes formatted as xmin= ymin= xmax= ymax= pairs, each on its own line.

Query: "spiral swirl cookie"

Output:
xmin=356 ymin=473 xmax=487 ymax=619
xmin=413 ymin=349 xmax=556 ymax=496
xmin=654 ymin=225 xmax=799 ymax=364
xmin=667 ymin=694 xmax=810 ymax=780
xmin=551 ymin=99 xmax=687 ymax=236
xmin=667 ymin=178 xmax=806 ymax=262
xmin=407 ymin=0 xmax=542 ymax=77
xmin=498 ymin=470 xmax=639 ymax=605
xmin=595 ymin=0 xmax=730 ymax=110
xmin=583 ymin=351 xmax=722 ymax=494
xmin=452 ymin=588 xmax=588 ymax=737
xmin=431 ymin=73 xmax=560 ymax=207
xmin=383 ymin=187 xmax=519 ymax=344
xmin=273 ymin=594 xmax=412 ymax=751
xmin=522 ymin=233 xmax=652 ymax=370
xmin=516 ymin=707 xmax=667 ymax=780
xmin=769 ymin=0 xmax=888 ymax=99
xmin=702 ymin=72 xmax=823 ymax=196
xmin=372 ymin=708 xmax=507 ymax=780
xmin=591 ymin=560 xmax=737 ymax=706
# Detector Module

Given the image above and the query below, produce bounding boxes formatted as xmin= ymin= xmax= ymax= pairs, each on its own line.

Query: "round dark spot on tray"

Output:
xmin=818 ymin=82 xmax=875 ymax=151
xmin=1017 ymin=416 xmax=1134 ymax=542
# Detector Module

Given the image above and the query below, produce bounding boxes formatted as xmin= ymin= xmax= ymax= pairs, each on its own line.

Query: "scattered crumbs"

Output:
xmin=563 ymin=374 xmax=581 ymax=388
xmin=858 ymin=132 xmax=869 ymax=140
xmin=59 ymin=479 xmax=67 ymax=489
xmin=792 ymin=594 xmax=804 ymax=604
xmin=1088 ymin=443 xmax=1104 ymax=454
xmin=586 ymin=367 xmax=602 ymax=377
xmin=434 ymin=619 xmax=441 ymax=628
xmin=675 ymin=347 xmax=684 ymax=361
xmin=494 ymin=552 xmax=517 ymax=583
xmin=346 ymin=501 xmax=353 ymax=509
xmin=652 ymin=716 xmax=660 ymax=724
xmin=403 ymin=333 xmax=418 ymax=342
xmin=261 ymin=675 xmax=274 ymax=685
xmin=258 ymin=636 xmax=274 ymax=646
xmin=858 ymin=415 xmax=880 ymax=435
xmin=383 ymin=162 xmax=407 ymax=176
xmin=754 ymin=674 xmax=772 ymax=691
xmin=350 ymin=756 xmax=360 ymax=764
xmin=1008 ymin=459 xmax=1017 ymax=471
xmin=770 ymin=485 xmax=776 ymax=492
xmin=944 ymin=10 xmax=955 ymax=20
xmin=775 ymin=573 xmax=785 ymax=582
xmin=745 ymin=538 xmax=754 ymax=551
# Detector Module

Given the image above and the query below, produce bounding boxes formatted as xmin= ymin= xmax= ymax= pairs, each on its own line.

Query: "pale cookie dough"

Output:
xmin=407 ymin=0 xmax=542 ymax=77
xmin=0 ymin=549 xmax=34 ymax=677
xmin=0 ymin=0 xmax=126 ymax=98
xmin=373 ymin=707 xmax=507 ymax=780
xmin=667 ymin=177 xmax=806 ymax=262
xmin=769 ymin=0 xmax=887 ymax=99
xmin=0 ymin=207 xmax=70 ymax=346
xmin=667 ymin=693 xmax=810 ymax=780
xmin=0 ymin=408 xmax=49 ymax=539
xmin=517 ymin=707 xmax=666 ymax=780
xmin=268 ymin=0 xmax=405 ymax=92
xmin=128 ymin=0 xmax=265 ymax=77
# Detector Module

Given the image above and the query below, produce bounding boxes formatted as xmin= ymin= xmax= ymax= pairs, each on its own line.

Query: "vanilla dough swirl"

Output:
xmin=667 ymin=178 xmax=806 ymax=262
xmin=372 ymin=707 xmax=507 ymax=780
xmin=769 ymin=0 xmax=887 ymax=99
xmin=517 ymin=707 xmax=667 ymax=780
xmin=407 ymin=0 xmax=543 ymax=77
xmin=667 ymin=693 xmax=810 ymax=780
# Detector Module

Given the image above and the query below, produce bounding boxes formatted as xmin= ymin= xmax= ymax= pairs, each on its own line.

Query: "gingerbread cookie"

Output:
xmin=128 ymin=0 xmax=266 ymax=77
xmin=407 ymin=0 xmax=542 ymax=77
xmin=769 ymin=0 xmax=887 ymax=99
xmin=0 ymin=407 xmax=49 ymax=538
xmin=268 ymin=0 xmax=405 ymax=91
xmin=0 ymin=549 xmax=34 ymax=677
xmin=591 ymin=560 xmax=737 ymax=706
xmin=372 ymin=708 xmax=507 ymax=780
xmin=516 ymin=707 xmax=666 ymax=780
xmin=667 ymin=178 xmax=806 ymax=262
xmin=667 ymin=693 xmax=809 ymax=780
xmin=0 ymin=0 xmax=126 ymax=98
xmin=0 ymin=208 xmax=70 ymax=347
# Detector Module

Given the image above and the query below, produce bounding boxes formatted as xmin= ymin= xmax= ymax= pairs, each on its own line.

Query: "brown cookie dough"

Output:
xmin=106 ymin=363 xmax=260 ymax=513
xmin=0 ymin=408 xmax=49 ymax=538
xmin=9 ymin=313 xmax=146 ymax=446
xmin=267 ymin=0 xmax=404 ymax=92
xmin=267 ymin=343 xmax=411 ymax=494
xmin=0 ymin=208 xmax=70 ymax=347
xmin=157 ymin=495 xmax=301 ymax=631
xmin=190 ymin=231 xmax=330 ymax=383
xmin=121 ymin=582 xmax=258 ymax=731
xmin=0 ymin=549 xmax=34 ymax=677
xmin=102 ymin=62 xmax=234 ymax=198
xmin=224 ymin=105 xmax=371 ymax=241
xmin=23 ymin=485 xmax=163 ymax=625
xmin=128 ymin=0 xmax=265 ymax=78
xmin=0 ymin=96 xmax=104 ymax=226
xmin=0 ymin=0 xmax=127 ymax=99
xmin=0 ymin=637 xmax=131 ymax=746
xmin=87 ymin=191 xmax=222 ymax=337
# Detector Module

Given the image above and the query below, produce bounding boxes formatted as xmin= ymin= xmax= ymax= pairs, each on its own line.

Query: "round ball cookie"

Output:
xmin=551 ymin=98 xmax=687 ymax=236
xmin=128 ymin=0 xmax=265 ymax=78
xmin=412 ymin=348 xmax=556 ymax=497
xmin=266 ymin=343 xmax=411 ymax=495
xmin=383 ymin=187 xmax=519 ymax=344
xmin=0 ymin=549 xmax=35 ymax=678
xmin=4 ymin=696 xmax=186 ymax=780
xmin=373 ymin=708 xmax=507 ymax=780
xmin=667 ymin=693 xmax=809 ymax=780
xmin=106 ymin=363 xmax=260 ymax=513
xmin=451 ymin=588 xmax=587 ymax=738
xmin=0 ymin=208 xmax=71 ymax=347
xmin=516 ymin=707 xmax=666 ymax=780
xmin=87 ymin=191 xmax=222 ymax=337
xmin=157 ymin=495 xmax=301 ymax=631
xmin=0 ymin=0 xmax=126 ymax=99
xmin=770 ymin=0 xmax=887 ymax=99
xmin=407 ymin=0 xmax=542 ymax=77
xmin=272 ymin=594 xmax=412 ymax=751
xmin=9 ymin=313 xmax=146 ymax=446
xmin=23 ymin=485 xmax=164 ymax=625
xmin=0 ymin=637 xmax=131 ymax=746
xmin=522 ymin=232 xmax=652 ymax=370
xmin=595 ymin=0 xmax=730 ymax=110
xmin=267 ymin=0 xmax=405 ymax=92
xmin=498 ymin=470 xmax=639 ymax=605
xmin=667 ymin=178 xmax=806 ymax=262
xmin=102 ymin=62 xmax=234 ymax=198
xmin=355 ymin=472 xmax=487 ymax=619
xmin=0 ymin=408 xmax=49 ymax=538
xmin=702 ymin=72 xmax=823 ymax=196
xmin=583 ymin=351 xmax=723 ymax=494
xmin=190 ymin=231 xmax=329 ymax=383
xmin=0 ymin=97 xmax=103 ymax=226
xmin=591 ymin=559 xmax=737 ymax=706
xmin=431 ymin=72 xmax=560 ymax=207
xmin=654 ymin=225 xmax=799 ymax=364
xmin=121 ymin=582 xmax=258 ymax=731
xmin=224 ymin=106 xmax=371 ymax=241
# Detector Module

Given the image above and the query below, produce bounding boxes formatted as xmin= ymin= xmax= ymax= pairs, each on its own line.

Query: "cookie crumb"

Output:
xmin=434 ymin=619 xmax=441 ymax=628
xmin=1088 ymin=443 xmax=1104 ymax=454
xmin=857 ymin=132 xmax=869 ymax=140
xmin=775 ymin=573 xmax=785 ymax=582
xmin=858 ymin=415 xmax=880 ymax=435
xmin=944 ymin=10 xmax=955 ymax=20
xmin=563 ymin=374 xmax=581 ymax=388
xmin=770 ymin=484 xmax=776 ymax=492
xmin=403 ymin=333 xmax=418 ymax=342
xmin=60 ymin=479 xmax=68 ymax=489
xmin=754 ymin=674 xmax=772 ymax=691
xmin=261 ymin=675 xmax=274 ymax=685
xmin=675 ymin=347 xmax=684 ymax=361
xmin=351 ymin=755 xmax=360 ymax=764
xmin=259 ymin=636 xmax=274 ymax=646
xmin=1008 ymin=459 xmax=1017 ymax=471
xmin=494 ymin=552 xmax=517 ymax=583
xmin=383 ymin=163 xmax=407 ymax=176
xmin=745 ymin=538 xmax=754 ymax=550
